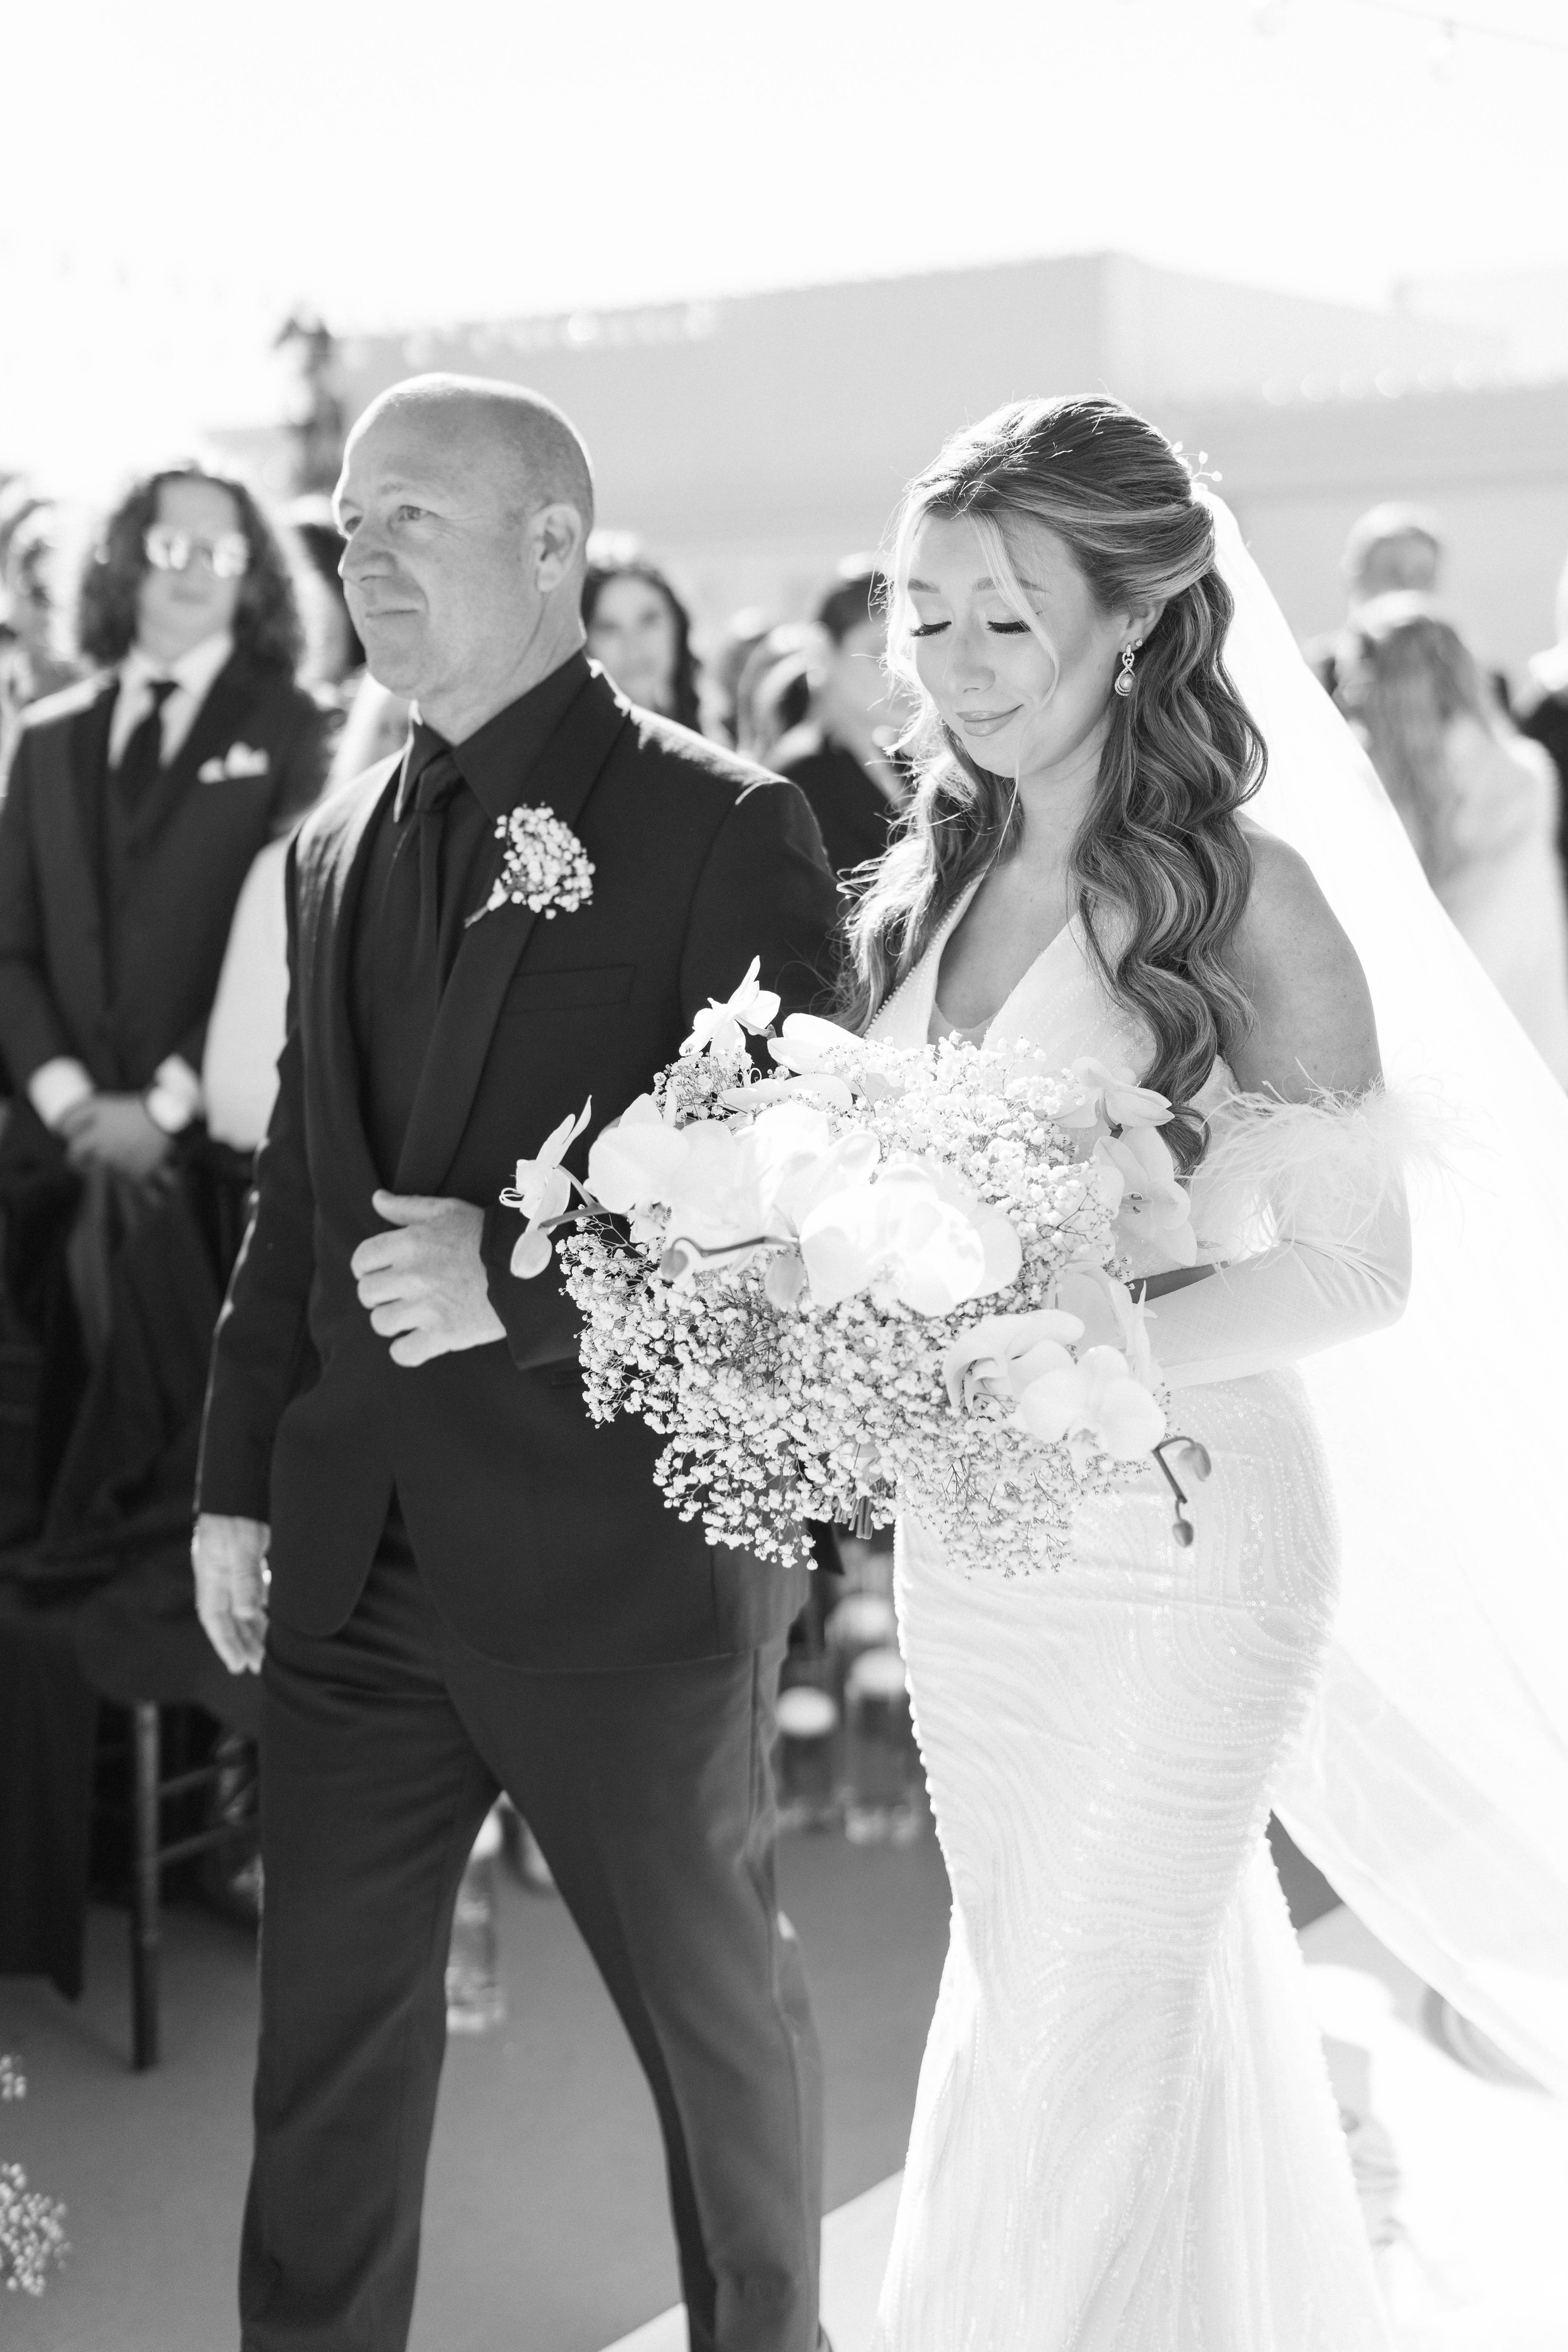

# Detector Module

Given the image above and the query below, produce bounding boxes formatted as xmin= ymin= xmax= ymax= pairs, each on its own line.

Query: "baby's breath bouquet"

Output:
xmin=504 ymin=961 xmax=1199 ymax=1574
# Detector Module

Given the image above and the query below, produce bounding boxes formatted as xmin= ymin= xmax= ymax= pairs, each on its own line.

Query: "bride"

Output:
xmin=843 ymin=397 xmax=1416 ymax=2348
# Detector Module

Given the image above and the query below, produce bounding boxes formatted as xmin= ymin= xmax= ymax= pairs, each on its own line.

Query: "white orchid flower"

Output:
xmin=501 ymin=1099 xmax=595 ymax=1277
xmin=768 ymin=1121 xmax=881 ymax=1231
xmin=941 ymin=1308 xmax=1086 ymax=1414
xmin=770 ymin=1013 xmax=906 ymax=1104
xmin=1056 ymin=1056 xmax=1174 ymax=1132
xmin=768 ymin=1012 xmax=862 ymax=1073
xmin=1093 ymin=1125 xmax=1198 ymax=1267
xmin=661 ymin=1123 xmax=771 ymax=1252
xmin=1013 ymin=1344 xmax=1167 ymax=1470
xmin=586 ymin=1095 xmax=690 ymax=1215
xmin=1049 ymin=1259 xmax=1156 ymax=1386
xmin=679 ymin=956 xmax=781 ymax=1060
xmin=798 ymin=1158 xmax=1020 ymax=1316
xmin=502 ymin=1098 xmax=593 ymax=1221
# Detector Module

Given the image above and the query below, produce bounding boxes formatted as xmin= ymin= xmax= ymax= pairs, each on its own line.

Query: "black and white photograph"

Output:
xmin=1 ymin=2 xmax=1566 ymax=2346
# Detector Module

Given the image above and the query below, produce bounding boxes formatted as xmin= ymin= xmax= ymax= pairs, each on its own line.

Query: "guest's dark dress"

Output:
xmin=775 ymin=728 xmax=901 ymax=882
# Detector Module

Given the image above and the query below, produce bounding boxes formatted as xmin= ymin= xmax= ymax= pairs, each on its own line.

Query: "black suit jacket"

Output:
xmin=197 ymin=667 xmax=840 ymax=1671
xmin=0 ymin=654 xmax=329 ymax=1094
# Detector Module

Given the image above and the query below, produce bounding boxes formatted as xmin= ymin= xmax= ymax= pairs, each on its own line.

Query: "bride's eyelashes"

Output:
xmin=909 ymin=620 xmax=1032 ymax=638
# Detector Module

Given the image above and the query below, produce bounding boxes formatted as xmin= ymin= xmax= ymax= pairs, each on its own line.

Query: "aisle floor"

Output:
xmin=0 ymin=1826 xmax=951 ymax=2352
xmin=3 ymin=1833 xmax=1563 ymax=2351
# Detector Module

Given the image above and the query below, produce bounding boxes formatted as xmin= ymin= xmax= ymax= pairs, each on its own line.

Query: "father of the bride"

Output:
xmin=192 ymin=374 xmax=838 ymax=2352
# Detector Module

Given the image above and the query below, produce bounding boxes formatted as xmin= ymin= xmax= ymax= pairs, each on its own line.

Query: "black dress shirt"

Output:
xmin=351 ymin=650 xmax=591 ymax=1180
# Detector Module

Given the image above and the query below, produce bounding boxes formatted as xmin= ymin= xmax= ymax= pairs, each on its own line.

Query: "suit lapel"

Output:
xmin=393 ymin=673 xmax=630 ymax=1196
xmin=130 ymin=654 xmax=257 ymax=850
xmin=305 ymin=758 xmax=400 ymax=1209
xmin=46 ymin=681 xmax=118 ymax=1024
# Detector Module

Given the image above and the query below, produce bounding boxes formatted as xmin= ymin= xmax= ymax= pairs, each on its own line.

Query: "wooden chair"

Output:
xmin=119 ymin=1699 xmax=256 ymax=2069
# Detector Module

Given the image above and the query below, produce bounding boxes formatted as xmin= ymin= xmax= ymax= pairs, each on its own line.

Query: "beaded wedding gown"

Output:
xmin=865 ymin=889 xmax=1406 ymax=2352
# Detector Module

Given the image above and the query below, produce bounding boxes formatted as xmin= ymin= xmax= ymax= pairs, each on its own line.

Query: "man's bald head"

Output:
xmin=336 ymin=374 xmax=595 ymax=740
xmin=349 ymin=373 xmax=595 ymax=534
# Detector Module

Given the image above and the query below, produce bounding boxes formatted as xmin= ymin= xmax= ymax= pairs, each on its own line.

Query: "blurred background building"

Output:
xmin=210 ymin=249 xmax=1568 ymax=678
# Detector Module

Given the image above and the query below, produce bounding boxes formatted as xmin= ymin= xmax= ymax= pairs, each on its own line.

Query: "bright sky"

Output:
xmin=3 ymin=0 xmax=1565 ymax=487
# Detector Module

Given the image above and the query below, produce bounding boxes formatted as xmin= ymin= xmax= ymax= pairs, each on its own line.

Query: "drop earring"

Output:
xmin=1113 ymin=640 xmax=1140 ymax=698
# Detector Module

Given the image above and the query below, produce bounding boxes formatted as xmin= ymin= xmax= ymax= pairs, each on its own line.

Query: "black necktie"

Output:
xmin=115 ymin=677 xmax=178 ymax=812
xmin=401 ymin=746 xmax=464 ymax=999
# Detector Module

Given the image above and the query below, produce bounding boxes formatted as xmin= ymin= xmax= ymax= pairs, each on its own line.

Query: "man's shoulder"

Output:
xmin=615 ymin=703 xmax=783 ymax=808
xmin=14 ymin=670 xmax=112 ymax=744
xmin=294 ymin=752 xmax=399 ymax=862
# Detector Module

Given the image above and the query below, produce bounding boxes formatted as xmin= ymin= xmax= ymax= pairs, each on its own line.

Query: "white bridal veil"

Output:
xmin=1209 ymin=495 xmax=1568 ymax=2094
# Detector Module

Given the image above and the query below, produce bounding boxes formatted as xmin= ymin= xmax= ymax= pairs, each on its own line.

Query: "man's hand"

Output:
xmin=193 ymin=1513 xmax=270 ymax=1673
xmin=350 ymin=1192 xmax=505 ymax=1367
xmin=64 ymin=1093 xmax=172 ymax=1182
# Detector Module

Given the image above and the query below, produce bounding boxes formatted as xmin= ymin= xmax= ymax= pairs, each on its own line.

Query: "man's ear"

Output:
xmin=531 ymin=502 xmax=588 ymax=594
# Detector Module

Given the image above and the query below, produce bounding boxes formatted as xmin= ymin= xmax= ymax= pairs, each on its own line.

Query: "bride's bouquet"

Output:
xmin=504 ymin=962 xmax=1199 ymax=1573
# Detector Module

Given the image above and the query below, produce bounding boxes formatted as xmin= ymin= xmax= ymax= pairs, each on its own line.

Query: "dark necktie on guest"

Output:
xmin=114 ymin=678 xmax=178 ymax=814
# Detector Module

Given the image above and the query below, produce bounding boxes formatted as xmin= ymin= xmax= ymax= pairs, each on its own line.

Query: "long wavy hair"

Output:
xmin=1337 ymin=592 xmax=1499 ymax=886
xmin=582 ymin=548 xmax=702 ymax=732
xmin=75 ymin=461 xmax=305 ymax=674
xmin=842 ymin=396 xmax=1264 ymax=1165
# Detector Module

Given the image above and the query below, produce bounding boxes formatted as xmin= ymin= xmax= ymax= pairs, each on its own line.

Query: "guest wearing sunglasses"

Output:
xmin=0 ymin=461 xmax=329 ymax=1534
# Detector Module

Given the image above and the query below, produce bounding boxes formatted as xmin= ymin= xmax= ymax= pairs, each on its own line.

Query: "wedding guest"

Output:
xmin=1336 ymin=593 xmax=1568 ymax=1081
xmin=773 ymin=559 xmax=908 ymax=884
xmin=704 ymin=606 xmax=773 ymax=745
xmin=734 ymin=622 xmax=814 ymax=763
xmin=0 ymin=503 xmax=79 ymax=778
xmin=1514 ymin=545 xmax=1568 ymax=891
xmin=286 ymin=492 xmax=364 ymax=701
xmin=0 ymin=460 xmax=330 ymax=1527
xmin=583 ymin=542 xmax=702 ymax=729
xmin=1309 ymin=504 xmax=1444 ymax=698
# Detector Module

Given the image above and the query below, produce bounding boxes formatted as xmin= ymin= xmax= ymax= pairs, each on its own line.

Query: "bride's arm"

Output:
xmin=1142 ymin=831 xmax=1412 ymax=1391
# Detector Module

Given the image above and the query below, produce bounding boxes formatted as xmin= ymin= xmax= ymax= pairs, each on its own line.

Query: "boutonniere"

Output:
xmin=198 ymin=741 xmax=271 ymax=783
xmin=467 ymin=805 xmax=595 ymax=927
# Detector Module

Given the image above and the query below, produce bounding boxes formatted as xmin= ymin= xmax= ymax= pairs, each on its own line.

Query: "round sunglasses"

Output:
xmin=143 ymin=524 xmax=251 ymax=581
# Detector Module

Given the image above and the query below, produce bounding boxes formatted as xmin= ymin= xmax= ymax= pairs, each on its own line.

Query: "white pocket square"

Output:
xmin=199 ymin=742 xmax=271 ymax=783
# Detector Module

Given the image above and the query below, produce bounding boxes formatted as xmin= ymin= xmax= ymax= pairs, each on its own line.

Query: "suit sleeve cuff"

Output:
xmin=28 ymin=1057 xmax=94 ymax=1130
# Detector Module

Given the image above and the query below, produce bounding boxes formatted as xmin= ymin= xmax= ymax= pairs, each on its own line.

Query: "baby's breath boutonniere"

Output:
xmin=467 ymin=805 xmax=595 ymax=928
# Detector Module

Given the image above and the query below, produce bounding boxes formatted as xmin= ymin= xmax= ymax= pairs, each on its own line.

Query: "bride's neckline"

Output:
xmin=926 ymin=877 xmax=1080 ymax=1046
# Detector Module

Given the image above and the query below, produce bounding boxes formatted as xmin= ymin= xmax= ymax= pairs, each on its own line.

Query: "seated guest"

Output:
xmin=582 ymin=539 xmax=702 ymax=729
xmin=772 ymin=558 xmax=908 ymax=882
xmin=1336 ymin=593 xmax=1568 ymax=1083
xmin=0 ymin=460 xmax=329 ymax=1525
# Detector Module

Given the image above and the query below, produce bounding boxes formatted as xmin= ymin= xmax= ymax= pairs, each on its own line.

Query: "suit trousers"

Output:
xmin=240 ymin=1528 xmax=824 ymax=2352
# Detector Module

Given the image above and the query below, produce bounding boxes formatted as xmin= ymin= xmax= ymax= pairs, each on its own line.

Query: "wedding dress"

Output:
xmin=852 ymin=495 xmax=1568 ymax=2348
xmin=866 ymin=893 xmax=1405 ymax=2351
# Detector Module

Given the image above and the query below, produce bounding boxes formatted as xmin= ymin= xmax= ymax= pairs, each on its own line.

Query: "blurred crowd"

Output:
xmin=1 ymin=452 xmax=1567 ymax=2018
